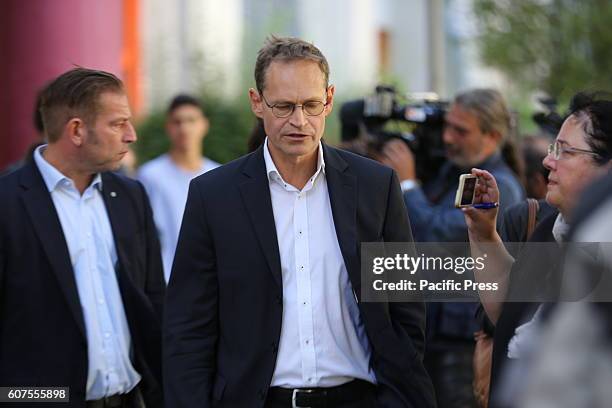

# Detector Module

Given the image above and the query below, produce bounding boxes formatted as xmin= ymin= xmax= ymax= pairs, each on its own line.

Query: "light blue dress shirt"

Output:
xmin=34 ymin=146 xmax=140 ymax=400
xmin=137 ymin=154 xmax=220 ymax=281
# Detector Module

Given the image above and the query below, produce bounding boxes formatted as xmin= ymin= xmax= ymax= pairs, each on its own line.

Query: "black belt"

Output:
xmin=267 ymin=379 xmax=374 ymax=408
xmin=86 ymin=391 xmax=132 ymax=408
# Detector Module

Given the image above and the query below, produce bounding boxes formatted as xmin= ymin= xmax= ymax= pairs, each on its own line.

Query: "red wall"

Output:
xmin=0 ymin=0 xmax=124 ymax=169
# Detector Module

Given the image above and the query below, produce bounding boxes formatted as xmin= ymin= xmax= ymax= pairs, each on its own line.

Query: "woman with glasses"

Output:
xmin=462 ymin=92 xmax=612 ymax=406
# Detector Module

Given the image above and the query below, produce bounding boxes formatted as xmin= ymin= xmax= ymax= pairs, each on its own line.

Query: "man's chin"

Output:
xmin=98 ymin=161 xmax=123 ymax=173
xmin=447 ymin=156 xmax=471 ymax=169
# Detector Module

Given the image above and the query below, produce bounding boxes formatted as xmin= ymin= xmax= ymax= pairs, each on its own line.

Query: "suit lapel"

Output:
xmin=19 ymin=162 xmax=86 ymax=339
xmin=101 ymin=173 xmax=142 ymax=289
xmin=323 ymin=145 xmax=361 ymax=294
xmin=238 ymin=148 xmax=283 ymax=290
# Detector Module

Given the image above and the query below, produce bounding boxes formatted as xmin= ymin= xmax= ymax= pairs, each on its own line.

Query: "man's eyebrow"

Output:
xmin=268 ymin=95 xmax=326 ymax=104
xmin=445 ymin=121 xmax=468 ymax=133
xmin=111 ymin=117 xmax=130 ymax=124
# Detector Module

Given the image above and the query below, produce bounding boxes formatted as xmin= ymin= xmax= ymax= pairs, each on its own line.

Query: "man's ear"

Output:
xmin=488 ymin=130 xmax=503 ymax=145
xmin=323 ymin=85 xmax=336 ymax=117
xmin=201 ymin=116 xmax=210 ymax=136
xmin=249 ymin=88 xmax=264 ymax=118
xmin=66 ymin=118 xmax=85 ymax=147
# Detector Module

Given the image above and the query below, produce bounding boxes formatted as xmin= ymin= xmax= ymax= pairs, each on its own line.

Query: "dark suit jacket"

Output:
xmin=490 ymin=212 xmax=559 ymax=407
xmin=164 ymin=144 xmax=435 ymax=408
xmin=0 ymin=161 xmax=165 ymax=408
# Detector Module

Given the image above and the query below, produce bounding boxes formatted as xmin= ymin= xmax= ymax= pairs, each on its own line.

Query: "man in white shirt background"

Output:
xmin=138 ymin=94 xmax=220 ymax=281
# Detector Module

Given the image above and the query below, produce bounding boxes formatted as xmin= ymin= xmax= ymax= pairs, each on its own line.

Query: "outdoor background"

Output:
xmin=2 ymin=0 xmax=611 ymax=168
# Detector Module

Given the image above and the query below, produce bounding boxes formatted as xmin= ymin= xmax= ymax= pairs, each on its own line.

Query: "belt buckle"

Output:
xmin=292 ymin=388 xmax=314 ymax=408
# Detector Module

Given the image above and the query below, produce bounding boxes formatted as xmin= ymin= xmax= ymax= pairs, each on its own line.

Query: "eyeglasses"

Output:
xmin=261 ymin=92 xmax=329 ymax=118
xmin=547 ymin=141 xmax=598 ymax=160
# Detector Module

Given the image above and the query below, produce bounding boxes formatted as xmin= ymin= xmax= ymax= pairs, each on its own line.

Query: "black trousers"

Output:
xmin=425 ymin=345 xmax=477 ymax=408
xmin=264 ymin=381 xmax=377 ymax=408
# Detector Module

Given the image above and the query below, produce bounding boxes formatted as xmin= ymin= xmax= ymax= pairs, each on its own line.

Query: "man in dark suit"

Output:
xmin=164 ymin=36 xmax=435 ymax=408
xmin=0 ymin=68 xmax=165 ymax=407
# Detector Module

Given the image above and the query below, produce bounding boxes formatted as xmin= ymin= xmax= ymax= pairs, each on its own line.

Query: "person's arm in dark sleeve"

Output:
xmin=381 ymin=170 xmax=436 ymax=408
xmin=0 ymin=230 xmax=4 ymax=317
xmin=164 ymin=180 xmax=218 ymax=408
xmin=403 ymin=186 xmax=470 ymax=242
xmin=138 ymin=181 xmax=165 ymax=318
xmin=384 ymin=171 xmax=426 ymax=356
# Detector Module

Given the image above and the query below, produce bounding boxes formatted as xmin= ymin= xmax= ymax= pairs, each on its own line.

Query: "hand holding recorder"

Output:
xmin=459 ymin=168 xmax=500 ymax=242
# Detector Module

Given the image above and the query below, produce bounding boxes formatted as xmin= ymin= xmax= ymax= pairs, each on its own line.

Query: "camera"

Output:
xmin=339 ymin=85 xmax=449 ymax=184
xmin=532 ymin=95 xmax=563 ymax=138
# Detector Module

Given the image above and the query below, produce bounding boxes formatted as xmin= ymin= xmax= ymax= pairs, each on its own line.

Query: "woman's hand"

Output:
xmin=462 ymin=168 xmax=500 ymax=242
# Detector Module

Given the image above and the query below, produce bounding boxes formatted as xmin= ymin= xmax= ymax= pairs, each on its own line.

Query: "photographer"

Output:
xmin=382 ymin=88 xmax=524 ymax=242
xmin=382 ymin=88 xmax=524 ymax=408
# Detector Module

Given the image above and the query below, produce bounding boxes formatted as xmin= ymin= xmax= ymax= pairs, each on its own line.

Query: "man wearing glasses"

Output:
xmin=164 ymin=36 xmax=435 ymax=407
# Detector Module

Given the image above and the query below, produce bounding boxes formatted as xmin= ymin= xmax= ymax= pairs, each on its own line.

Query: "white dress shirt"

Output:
xmin=264 ymin=139 xmax=376 ymax=388
xmin=34 ymin=146 xmax=140 ymax=400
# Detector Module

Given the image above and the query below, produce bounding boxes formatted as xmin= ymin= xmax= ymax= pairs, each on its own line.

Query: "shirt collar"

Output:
xmin=552 ymin=213 xmax=570 ymax=243
xmin=263 ymin=137 xmax=326 ymax=186
xmin=34 ymin=144 xmax=103 ymax=192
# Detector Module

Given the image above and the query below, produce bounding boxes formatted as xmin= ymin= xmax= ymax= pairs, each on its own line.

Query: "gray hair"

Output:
xmin=254 ymin=35 xmax=330 ymax=94
xmin=454 ymin=88 xmax=511 ymax=139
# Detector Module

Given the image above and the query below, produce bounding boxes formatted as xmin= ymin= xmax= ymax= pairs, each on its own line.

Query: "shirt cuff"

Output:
xmin=400 ymin=179 xmax=419 ymax=192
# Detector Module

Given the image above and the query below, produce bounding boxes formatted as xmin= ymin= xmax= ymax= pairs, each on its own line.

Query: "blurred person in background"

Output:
xmin=382 ymin=88 xmax=525 ymax=408
xmin=1 ymin=88 xmax=47 ymax=175
xmin=0 ymin=67 xmax=165 ymax=407
xmin=499 ymin=134 xmax=557 ymax=256
xmin=138 ymin=94 xmax=220 ymax=281
xmin=247 ymin=118 xmax=267 ymax=152
xmin=520 ymin=135 xmax=551 ymax=200
xmin=463 ymin=92 xmax=612 ymax=407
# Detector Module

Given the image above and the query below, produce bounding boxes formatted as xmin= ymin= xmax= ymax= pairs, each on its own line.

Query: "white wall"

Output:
xmin=141 ymin=0 xmax=243 ymax=113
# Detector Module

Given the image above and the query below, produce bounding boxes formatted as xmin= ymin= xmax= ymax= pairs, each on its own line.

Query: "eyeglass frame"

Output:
xmin=259 ymin=88 xmax=331 ymax=118
xmin=547 ymin=140 xmax=599 ymax=160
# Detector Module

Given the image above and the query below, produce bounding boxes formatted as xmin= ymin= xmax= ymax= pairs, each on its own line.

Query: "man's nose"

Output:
xmin=124 ymin=122 xmax=137 ymax=143
xmin=443 ymin=128 xmax=454 ymax=146
xmin=288 ymin=105 xmax=307 ymax=127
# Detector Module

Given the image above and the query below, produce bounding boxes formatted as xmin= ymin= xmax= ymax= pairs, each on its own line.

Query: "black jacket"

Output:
xmin=0 ymin=161 xmax=165 ymax=408
xmin=164 ymin=144 xmax=435 ymax=408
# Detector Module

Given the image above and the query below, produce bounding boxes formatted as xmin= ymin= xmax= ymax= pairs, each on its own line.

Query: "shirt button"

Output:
xmin=104 ymin=332 xmax=111 ymax=338
xmin=98 ymin=299 xmax=104 ymax=305
xmin=305 ymin=340 xmax=309 ymax=345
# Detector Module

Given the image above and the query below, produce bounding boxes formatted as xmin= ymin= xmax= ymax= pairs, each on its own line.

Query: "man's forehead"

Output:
xmin=97 ymin=91 xmax=128 ymax=106
xmin=263 ymin=60 xmax=327 ymax=91
xmin=169 ymin=104 xmax=204 ymax=119
xmin=96 ymin=91 xmax=131 ymax=117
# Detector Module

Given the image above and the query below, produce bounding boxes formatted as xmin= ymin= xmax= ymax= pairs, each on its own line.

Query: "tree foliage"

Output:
xmin=474 ymin=0 xmax=612 ymax=100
